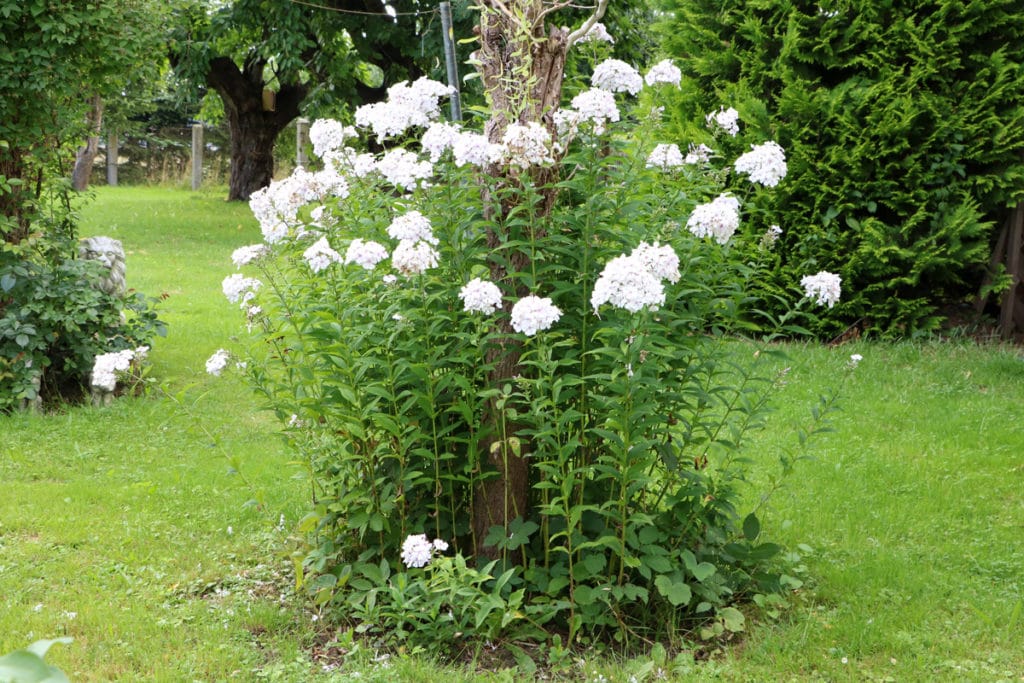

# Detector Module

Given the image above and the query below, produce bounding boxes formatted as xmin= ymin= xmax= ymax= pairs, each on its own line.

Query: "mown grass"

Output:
xmin=2 ymin=186 xmax=1023 ymax=681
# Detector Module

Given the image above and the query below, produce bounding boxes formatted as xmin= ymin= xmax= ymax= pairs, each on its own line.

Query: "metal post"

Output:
xmin=106 ymin=132 xmax=118 ymax=186
xmin=439 ymin=1 xmax=462 ymax=122
xmin=191 ymin=123 xmax=203 ymax=191
xmin=296 ymin=117 xmax=310 ymax=169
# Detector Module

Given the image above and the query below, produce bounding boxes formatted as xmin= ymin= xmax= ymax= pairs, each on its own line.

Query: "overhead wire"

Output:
xmin=287 ymin=0 xmax=439 ymax=17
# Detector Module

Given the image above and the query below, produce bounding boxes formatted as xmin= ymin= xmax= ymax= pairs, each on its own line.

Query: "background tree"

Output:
xmin=658 ymin=0 xmax=1024 ymax=336
xmin=169 ymin=0 xmax=476 ymax=201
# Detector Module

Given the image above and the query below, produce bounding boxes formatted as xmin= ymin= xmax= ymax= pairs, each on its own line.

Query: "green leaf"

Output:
xmin=742 ymin=512 xmax=761 ymax=542
xmin=692 ymin=562 xmax=716 ymax=583
xmin=654 ymin=575 xmax=691 ymax=607
xmin=719 ymin=606 xmax=745 ymax=633
xmin=0 ymin=273 xmax=14 ymax=291
xmin=0 ymin=638 xmax=72 ymax=683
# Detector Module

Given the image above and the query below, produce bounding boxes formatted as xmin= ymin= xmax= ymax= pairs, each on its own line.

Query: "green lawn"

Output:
xmin=1 ymin=186 xmax=1022 ymax=681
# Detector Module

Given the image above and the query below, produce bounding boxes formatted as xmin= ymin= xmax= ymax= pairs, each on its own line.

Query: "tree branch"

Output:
xmin=566 ymin=0 xmax=609 ymax=46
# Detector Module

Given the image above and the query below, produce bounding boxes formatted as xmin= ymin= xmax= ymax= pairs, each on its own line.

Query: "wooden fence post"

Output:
xmin=296 ymin=117 xmax=309 ymax=169
xmin=191 ymin=123 xmax=203 ymax=191
xmin=106 ymin=132 xmax=118 ymax=186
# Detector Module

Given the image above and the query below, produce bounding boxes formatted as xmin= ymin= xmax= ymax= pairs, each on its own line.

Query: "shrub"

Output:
xmin=215 ymin=32 xmax=841 ymax=654
xmin=658 ymin=0 xmax=1024 ymax=336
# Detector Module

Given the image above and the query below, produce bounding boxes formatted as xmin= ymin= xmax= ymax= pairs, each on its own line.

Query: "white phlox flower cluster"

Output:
xmin=459 ymin=277 xmax=503 ymax=314
xmin=249 ymin=168 xmax=346 ymax=242
xmin=421 ymin=121 xmax=462 ymax=162
xmin=387 ymin=211 xmax=438 ymax=244
xmin=644 ymin=59 xmax=681 ymax=87
xmin=354 ymin=77 xmax=452 ymax=142
xmin=303 ymin=237 xmax=343 ymax=273
xmin=205 ymin=348 xmax=231 ymax=377
xmin=391 ymin=239 xmax=439 ymax=276
xmin=578 ymin=22 xmax=614 ymax=44
xmin=553 ymin=109 xmax=583 ymax=140
xmin=706 ymin=107 xmax=740 ymax=136
xmin=376 ymin=148 xmax=433 ymax=189
xmin=646 ymin=143 xmax=684 ymax=170
xmin=495 ymin=122 xmax=555 ymax=168
xmin=309 ymin=205 xmax=336 ymax=229
xmin=687 ymin=193 xmax=742 ymax=244
xmin=401 ymin=533 xmax=449 ymax=568
xmin=309 ymin=118 xmax=356 ymax=159
xmin=591 ymin=242 xmax=679 ymax=314
xmin=570 ymin=88 xmax=621 ymax=134
xmin=324 ymin=148 xmax=376 ymax=179
xmin=801 ymin=271 xmax=842 ymax=308
xmin=311 ymin=163 xmax=350 ymax=199
xmin=231 ymin=244 xmax=267 ymax=268
xmin=90 ymin=346 xmax=148 ymax=391
xmin=510 ymin=295 xmax=562 ymax=336
xmin=734 ymin=140 xmax=787 ymax=187
xmin=452 ymin=131 xmax=500 ymax=168
xmin=849 ymin=353 xmax=863 ymax=367
xmin=762 ymin=224 xmax=783 ymax=248
xmin=222 ymin=273 xmax=262 ymax=305
xmin=344 ymin=239 xmax=389 ymax=270
xmin=592 ymin=59 xmax=643 ymax=96
xmin=684 ymin=143 xmax=714 ymax=165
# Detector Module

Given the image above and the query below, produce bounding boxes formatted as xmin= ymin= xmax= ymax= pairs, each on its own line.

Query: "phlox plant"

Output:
xmin=215 ymin=51 xmax=841 ymax=652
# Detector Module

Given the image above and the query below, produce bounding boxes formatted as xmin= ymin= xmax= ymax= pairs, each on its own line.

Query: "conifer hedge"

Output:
xmin=659 ymin=0 xmax=1024 ymax=335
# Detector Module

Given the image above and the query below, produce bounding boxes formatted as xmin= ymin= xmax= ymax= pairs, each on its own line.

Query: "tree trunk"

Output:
xmin=71 ymin=95 xmax=103 ymax=191
xmin=206 ymin=56 xmax=308 ymax=201
xmin=470 ymin=1 xmax=576 ymax=559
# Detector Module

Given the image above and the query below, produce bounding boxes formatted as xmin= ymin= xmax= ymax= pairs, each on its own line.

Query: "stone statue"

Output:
xmin=78 ymin=236 xmax=126 ymax=298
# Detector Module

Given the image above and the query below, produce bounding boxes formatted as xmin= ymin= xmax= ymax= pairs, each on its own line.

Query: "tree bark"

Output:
xmin=206 ymin=56 xmax=308 ymax=201
xmin=72 ymin=95 xmax=104 ymax=191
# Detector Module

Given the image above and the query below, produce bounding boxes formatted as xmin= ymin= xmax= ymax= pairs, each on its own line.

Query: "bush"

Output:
xmin=215 ymin=47 xmax=840 ymax=654
xmin=659 ymin=0 xmax=1024 ymax=336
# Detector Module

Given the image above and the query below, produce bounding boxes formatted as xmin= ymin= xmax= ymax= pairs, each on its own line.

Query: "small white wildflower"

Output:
xmin=302 ymin=237 xmax=343 ymax=274
xmin=684 ymin=143 xmax=715 ymax=165
xmin=421 ymin=121 xmax=462 ymax=162
xmin=498 ymin=122 xmax=554 ymax=168
xmin=570 ymin=88 xmax=620 ymax=134
xmin=452 ymin=131 xmax=500 ymax=168
xmin=591 ymin=254 xmax=665 ymax=313
xmin=205 ymin=349 xmax=231 ymax=376
xmin=387 ymin=210 xmax=437 ymax=245
xmin=850 ymin=353 xmax=863 ymax=367
xmin=401 ymin=534 xmax=434 ymax=568
xmin=734 ymin=140 xmax=788 ymax=187
xmin=510 ymin=296 xmax=562 ymax=336
xmin=644 ymin=59 xmax=682 ymax=87
xmin=432 ymin=538 xmax=449 ymax=552
xmin=344 ymin=239 xmax=389 ymax=270
xmin=309 ymin=205 xmax=335 ymax=228
xmin=459 ymin=278 xmax=503 ymax=314
xmin=646 ymin=143 xmax=684 ymax=170
xmin=227 ymin=526 xmax=233 ymax=535
xmin=391 ymin=240 xmax=439 ymax=276
xmin=382 ymin=274 xmax=398 ymax=285
xmin=90 ymin=348 xmax=138 ymax=392
xmin=231 ymin=244 xmax=267 ymax=268
xmin=579 ymin=21 xmax=614 ymax=44
xmin=376 ymin=148 xmax=433 ymax=189
xmin=632 ymin=241 xmax=680 ymax=283
xmin=706 ymin=106 xmax=740 ymax=136
xmin=800 ymin=271 xmax=842 ymax=308
xmin=592 ymin=59 xmax=643 ymax=95
xmin=222 ymin=273 xmax=263 ymax=305
xmin=687 ymin=193 xmax=742 ymax=244
xmin=309 ymin=119 xmax=356 ymax=159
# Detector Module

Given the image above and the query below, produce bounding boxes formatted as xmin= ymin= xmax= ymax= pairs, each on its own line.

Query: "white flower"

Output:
xmin=260 ymin=220 xmax=289 ymax=244
xmin=644 ymin=59 xmax=682 ymax=87
xmin=646 ymin=144 xmax=684 ymax=170
xmin=382 ymin=274 xmax=398 ymax=285
xmin=391 ymin=240 xmax=439 ymax=276
xmin=631 ymin=242 xmax=680 ymax=283
xmin=376 ymin=148 xmax=433 ymax=189
xmin=354 ymin=77 xmax=451 ymax=142
xmin=222 ymin=273 xmax=262 ymax=305
xmin=591 ymin=254 xmax=665 ymax=313
xmin=231 ymin=244 xmax=267 ymax=268
xmin=734 ymin=140 xmax=788 ymax=187
xmin=205 ymin=348 xmax=231 ymax=377
xmin=850 ymin=353 xmax=863 ymax=367
xmin=510 ymin=296 xmax=561 ymax=336
xmin=421 ymin=121 xmax=462 ymax=162
xmin=309 ymin=205 xmax=336 ymax=228
xmin=687 ymin=193 xmax=741 ymax=244
xmin=401 ymin=534 xmax=434 ymax=568
xmin=592 ymin=59 xmax=643 ymax=95
xmin=459 ymin=278 xmax=503 ymax=314
xmin=452 ymin=132 xmax=500 ymax=168
xmin=432 ymin=538 xmax=449 ymax=552
xmin=761 ymin=224 xmax=783 ymax=248
xmin=570 ymin=88 xmax=621 ymax=133
xmin=706 ymin=107 xmax=740 ymax=136
xmin=578 ymin=21 xmax=614 ymax=44
xmin=387 ymin=210 xmax=437 ymax=245
xmin=309 ymin=119 xmax=356 ymax=159
xmin=553 ymin=109 xmax=584 ymax=139
xmin=303 ymin=237 xmax=343 ymax=274
xmin=684 ymin=143 xmax=715 ymax=165
xmin=497 ymin=122 xmax=554 ymax=168
xmin=801 ymin=271 xmax=842 ymax=308
xmin=344 ymin=239 xmax=389 ymax=270
xmin=90 ymin=348 xmax=138 ymax=391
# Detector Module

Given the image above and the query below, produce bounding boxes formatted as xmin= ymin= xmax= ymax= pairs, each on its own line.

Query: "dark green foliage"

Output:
xmin=660 ymin=0 xmax=1024 ymax=336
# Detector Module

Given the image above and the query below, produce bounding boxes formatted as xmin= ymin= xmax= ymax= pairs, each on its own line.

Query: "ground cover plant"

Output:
xmin=0 ymin=187 xmax=1022 ymax=680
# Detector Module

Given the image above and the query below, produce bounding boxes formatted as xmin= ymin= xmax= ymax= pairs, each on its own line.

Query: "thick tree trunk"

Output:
xmin=206 ymin=56 xmax=308 ymax=201
xmin=72 ymin=95 xmax=104 ymax=191
xmin=471 ymin=0 xmax=573 ymax=559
